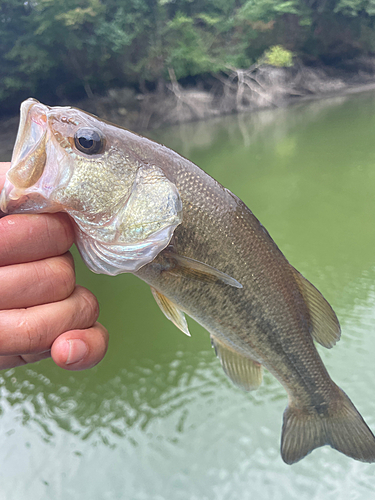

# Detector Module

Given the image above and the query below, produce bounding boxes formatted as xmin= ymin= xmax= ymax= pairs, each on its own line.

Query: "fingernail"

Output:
xmin=65 ymin=339 xmax=88 ymax=365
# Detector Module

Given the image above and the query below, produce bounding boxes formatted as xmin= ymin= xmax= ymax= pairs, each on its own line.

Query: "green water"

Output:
xmin=1 ymin=92 xmax=375 ymax=499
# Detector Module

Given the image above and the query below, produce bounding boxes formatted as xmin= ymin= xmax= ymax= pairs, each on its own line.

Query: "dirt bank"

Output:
xmin=2 ymin=60 xmax=375 ymax=161
xmin=80 ymin=59 xmax=375 ymax=128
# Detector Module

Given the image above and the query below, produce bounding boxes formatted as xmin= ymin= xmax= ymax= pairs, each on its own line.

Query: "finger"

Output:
xmin=0 ymin=321 xmax=109 ymax=371
xmin=0 ymin=162 xmax=10 ymax=218
xmin=0 ymin=286 xmax=99 ymax=355
xmin=0 ymin=252 xmax=76 ymax=310
xmin=51 ymin=322 xmax=109 ymax=371
xmin=0 ymin=162 xmax=10 ymax=191
xmin=0 ymin=350 xmax=51 ymax=370
xmin=0 ymin=212 xmax=75 ymax=266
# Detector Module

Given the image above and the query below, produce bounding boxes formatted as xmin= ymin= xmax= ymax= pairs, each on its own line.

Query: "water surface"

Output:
xmin=1 ymin=93 xmax=375 ymax=499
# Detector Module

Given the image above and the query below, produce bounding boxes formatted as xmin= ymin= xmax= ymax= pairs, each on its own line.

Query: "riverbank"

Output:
xmin=2 ymin=60 xmax=375 ymax=162
xmin=81 ymin=59 xmax=375 ymax=128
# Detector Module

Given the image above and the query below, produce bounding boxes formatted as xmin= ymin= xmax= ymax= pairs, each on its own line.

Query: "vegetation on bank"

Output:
xmin=2 ymin=0 xmax=375 ymax=116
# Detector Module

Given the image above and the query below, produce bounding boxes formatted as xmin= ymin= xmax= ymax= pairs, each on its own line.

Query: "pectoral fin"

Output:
xmin=293 ymin=270 xmax=341 ymax=348
xmin=211 ymin=334 xmax=262 ymax=391
xmin=163 ymin=251 xmax=242 ymax=288
xmin=151 ymin=287 xmax=191 ymax=337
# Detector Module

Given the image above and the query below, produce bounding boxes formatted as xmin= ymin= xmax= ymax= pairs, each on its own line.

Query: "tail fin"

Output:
xmin=281 ymin=389 xmax=375 ymax=464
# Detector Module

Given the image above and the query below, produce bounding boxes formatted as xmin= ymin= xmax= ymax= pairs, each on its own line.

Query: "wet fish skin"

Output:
xmin=1 ymin=98 xmax=375 ymax=464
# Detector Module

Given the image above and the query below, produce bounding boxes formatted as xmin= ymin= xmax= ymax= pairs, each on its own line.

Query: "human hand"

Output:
xmin=0 ymin=162 xmax=108 ymax=370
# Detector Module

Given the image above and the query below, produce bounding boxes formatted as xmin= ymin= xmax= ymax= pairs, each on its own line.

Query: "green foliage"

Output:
xmin=366 ymin=0 xmax=375 ymax=16
xmin=334 ymin=0 xmax=363 ymax=16
xmin=2 ymin=0 xmax=375 ymax=113
xmin=164 ymin=14 xmax=212 ymax=78
xmin=262 ymin=45 xmax=294 ymax=66
xmin=238 ymin=0 xmax=302 ymax=23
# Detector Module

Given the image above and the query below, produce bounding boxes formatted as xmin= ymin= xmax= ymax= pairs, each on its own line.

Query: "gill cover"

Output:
xmin=75 ymin=164 xmax=183 ymax=275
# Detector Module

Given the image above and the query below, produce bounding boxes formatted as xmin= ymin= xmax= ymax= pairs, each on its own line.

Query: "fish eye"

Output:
xmin=74 ymin=128 xmax=104 ymax=155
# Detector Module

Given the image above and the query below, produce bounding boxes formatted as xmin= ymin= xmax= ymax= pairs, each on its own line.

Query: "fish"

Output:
xmin=1 ymin=98 xmax=375 ymax=465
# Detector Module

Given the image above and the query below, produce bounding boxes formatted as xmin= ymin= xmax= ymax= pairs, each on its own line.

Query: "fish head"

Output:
xmin=1 ymin=98 xmax=139 ymax=217
xmin=0 ymin=98 xmax=183 ymax=275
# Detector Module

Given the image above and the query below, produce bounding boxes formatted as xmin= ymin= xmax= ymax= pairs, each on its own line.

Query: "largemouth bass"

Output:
xmin=1 ymin=98 xmax=375 ymax=464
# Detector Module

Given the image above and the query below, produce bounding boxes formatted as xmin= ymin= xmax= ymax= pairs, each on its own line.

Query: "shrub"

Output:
xmin=262 ymin=45 xmax=294 ymax=67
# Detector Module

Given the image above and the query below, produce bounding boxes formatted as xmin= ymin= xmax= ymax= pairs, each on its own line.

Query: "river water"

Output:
xmin=1 ymin=92 xmax=375 ymax=499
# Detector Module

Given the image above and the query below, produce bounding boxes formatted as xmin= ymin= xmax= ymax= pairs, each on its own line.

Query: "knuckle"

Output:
xmin=76 ymin=287 xmax=100 ymax=323
xmin=41 ymin=214 xmax=74 ymax=255
xmin=36 ymin=254 xmax=76 ymax=301
xmin=53 ymin=214 xmax=75 ymax=252
xmin=53 ymin=254 xmax=76 ymax=297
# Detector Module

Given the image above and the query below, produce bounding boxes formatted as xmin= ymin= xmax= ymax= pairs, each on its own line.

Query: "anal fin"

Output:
xmin=292 ymin=269 xmax=341 ymax=348
xmin=151 ymin=286 xmax=191 ymax=336
xmin=211 ymin=334 xmax=262 ymax=392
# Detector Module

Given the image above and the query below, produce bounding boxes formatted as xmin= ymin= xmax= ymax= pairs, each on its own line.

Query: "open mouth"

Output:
xmin=13 ymin=100 xmax=46 ymax=158
xmin=9 ymin=98 xmax=48 ymax=187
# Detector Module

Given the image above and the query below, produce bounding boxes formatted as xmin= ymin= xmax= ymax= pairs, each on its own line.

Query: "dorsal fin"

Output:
xmin=163 ymin=251 xmax=242 ymax=288
xmin=293 ymin=270 xmax=341 ymax=348
xmin=150 ymin=286 xmax=191 ymax=336
xmin=211 ymin=334 xmax=263 ymax=392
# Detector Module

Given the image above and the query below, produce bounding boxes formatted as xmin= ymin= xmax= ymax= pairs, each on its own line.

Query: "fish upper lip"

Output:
xmin=0 ymin=99 xmax=51 ymax=212
xmin=11 ymin=98 xmax=49 ymax=167
xmin=0 ymin=177 xmax=28 ymax=213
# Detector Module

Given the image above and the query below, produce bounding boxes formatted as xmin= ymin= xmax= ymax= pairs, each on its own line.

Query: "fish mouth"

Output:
xmin=0 ymin=98 xmax=60 ymax=214
xmin=12 ymin=98 xmax=48 ymax=167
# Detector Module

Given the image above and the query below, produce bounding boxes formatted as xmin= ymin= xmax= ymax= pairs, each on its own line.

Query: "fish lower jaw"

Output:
xmin=0 ymin=182 xmax=61 ymax=215
xmin=0 ymin=181 xmax=21 ymax=213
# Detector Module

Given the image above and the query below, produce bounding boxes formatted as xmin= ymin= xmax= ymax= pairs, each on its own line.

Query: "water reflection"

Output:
xmin=0 ymin=349 xmax=284 ymax=448
xmin=150 ymin=94 xmax=352 ymax=157
xmin=1 ymin=345 xmax=374 ymax=500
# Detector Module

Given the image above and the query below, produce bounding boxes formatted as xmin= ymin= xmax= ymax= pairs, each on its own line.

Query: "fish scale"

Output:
xmin=1 ymin=98 xmax=375 ymax=464
xmin=135 ymin=160 xmax=343 ymax=404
